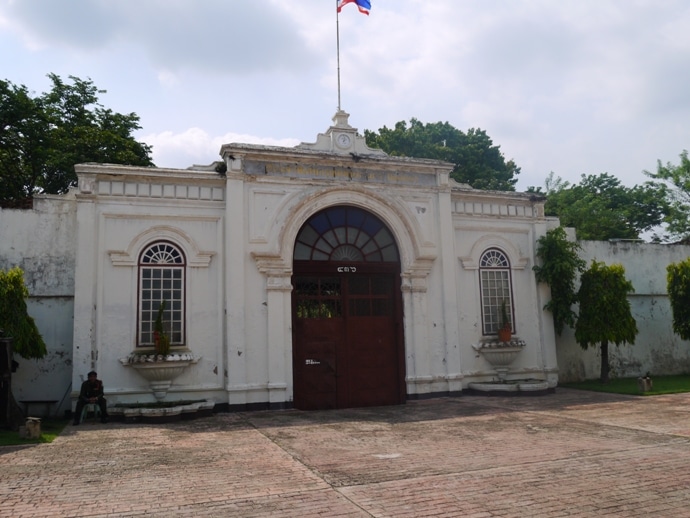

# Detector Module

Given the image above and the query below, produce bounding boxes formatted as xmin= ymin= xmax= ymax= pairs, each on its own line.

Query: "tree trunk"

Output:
xmin=600 ymin=339 xmax=610 ymax=384
xmin=1 ymin=381 xmax=26 ymax=431
xmin=6 ymin=391 xmax=26 ymax=430
xmin=1 ymin=335 xmax=24 ymax=430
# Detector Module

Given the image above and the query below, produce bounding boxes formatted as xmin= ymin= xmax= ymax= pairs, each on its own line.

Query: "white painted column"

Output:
xmin=224 ymin=171 xmax=248 ymax=406
xmin=71 ymin=175 xmax=99 ymax=397
xmin=265 ymin=274 xmax=293 ymax=406
xmin=401 ymin=269 xmax=431 ymax=396
xmin=436 ymin=180 xmax=463 ymax=393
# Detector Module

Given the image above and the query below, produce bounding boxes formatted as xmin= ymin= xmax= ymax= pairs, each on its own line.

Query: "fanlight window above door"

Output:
xmin=294 ymin=206 xmax=399 ymax=262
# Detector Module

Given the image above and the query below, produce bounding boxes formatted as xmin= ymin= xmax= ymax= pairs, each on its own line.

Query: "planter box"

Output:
xmin=122 ymin=358 xmax=199 ymax=400
xmin=479 ymin=347 xmax=523 ymax=368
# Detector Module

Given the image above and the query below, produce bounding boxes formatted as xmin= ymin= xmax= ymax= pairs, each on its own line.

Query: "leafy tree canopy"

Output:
xmin=538 ymin=172 xmax=668 ymax=241
xmin=667 ymin=258 xmax=690 ymax=341
xmin=575 ymin=260 xmax=637 ymax=348
xmin=0 ymin=267 xmax=46 ymax=359
xmin=1 ymin=74 xmax=154 ymax=207
xmin=575 ymin=260 xmax=638 ymax=383
xmin=533 ymin=226 xmax=586 ymax=336
xmin=364 ymin=118 xmax=520 ymax=191
xmin=645 ymin=150 xmax=690 ymax=242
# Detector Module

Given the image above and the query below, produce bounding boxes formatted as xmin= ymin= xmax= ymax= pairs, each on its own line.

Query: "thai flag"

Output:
xmin=337 ymin=0 xmax=371 ymax=15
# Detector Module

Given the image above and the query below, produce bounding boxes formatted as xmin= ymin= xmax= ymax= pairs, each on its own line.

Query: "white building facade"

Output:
xmin=7 ymin=113 xmax=561 ymax=413
xmin=71 ymin=112 xmax=557 ymax=410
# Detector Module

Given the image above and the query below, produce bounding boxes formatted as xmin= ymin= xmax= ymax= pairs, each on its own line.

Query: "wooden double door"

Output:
xmin=292 ymin=263 xmax=405 ymax=410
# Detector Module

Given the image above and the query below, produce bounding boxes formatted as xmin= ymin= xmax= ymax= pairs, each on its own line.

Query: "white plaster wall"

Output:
xmin=12 ymin=298 xmax=74 ymax=417
xmin=98 ymin=214 xmax=225 ymax=404
xmin=70 ymin=168 xmax=228 ymax=406
xmin=555 ymin=240 xmax=690 ymax=381
xmin=234 ymin=168 xmax=556 ymax=400
xmin=406 ymin=247 xmax=446 ymax=393
xmin=233 ymin=246 xmax=271 ymax=405
xmin=11 ymin=154 xmax=690 ymax=409
xmin=237 ymin=175 xmax=459 ymax=402
xmin=0 ymin=196 xmax=76 ymax=294
xmin=0 ymin=196 xmax=77 ymax=416
xmin=453 ymin=217 xmax=556 ymax=385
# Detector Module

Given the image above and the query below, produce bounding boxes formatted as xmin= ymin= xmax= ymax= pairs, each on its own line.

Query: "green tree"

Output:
xmin=364 ymin=118 xmax=520 ymax=190
xmin=533 ymin=227 xmax=586 ymax=335
xmin=666 ymin=258 xmax=690 ymax=340
xmin=645 ymin=150 xmax=690 ymax=242
xmin=0 ymin=267 xmax=46 ymax=359
xmin=541 ymin=172 xmax=668 ymax=241
xmin=0 ymin=267 xmax=47 ymax=428
xmin=575 ymin=260 xmax=638 ymax=383
xmin=0 ymin=74 xmax=154 ymax=207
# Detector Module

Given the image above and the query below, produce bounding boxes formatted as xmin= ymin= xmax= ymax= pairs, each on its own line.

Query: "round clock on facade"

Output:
xmin=336 ymin=133 xmax=352 ymax=148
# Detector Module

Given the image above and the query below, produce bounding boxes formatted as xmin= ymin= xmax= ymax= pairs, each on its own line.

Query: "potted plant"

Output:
xmin=153 ymin=300 xmax=171 ymax=356
xmin=120 ymin=299 xmax=200 ymax=400
xmin=498 ymin=299 xmax=512 ymax=343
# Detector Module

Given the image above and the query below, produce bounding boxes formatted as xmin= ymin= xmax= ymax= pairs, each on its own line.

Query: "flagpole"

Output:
xmin=336 ymin=0 xmax=342 ymax=111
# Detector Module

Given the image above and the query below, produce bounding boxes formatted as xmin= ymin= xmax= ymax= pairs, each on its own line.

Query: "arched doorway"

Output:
xmin=292 ymin=205 xmax=405 ymax=410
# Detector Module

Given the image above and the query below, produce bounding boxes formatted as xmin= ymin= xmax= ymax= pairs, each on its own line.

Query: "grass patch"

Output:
xmin=560 ymin=375 xmax=690 ymax=396
xmin=0 ymin=418 xmax=69 ymax=447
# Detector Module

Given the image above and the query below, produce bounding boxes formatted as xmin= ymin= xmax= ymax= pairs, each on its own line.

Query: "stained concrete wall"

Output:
xmin=555 ymin=240 xmax=690 ymax=382
xmin=0 ymin=195 xmax=76 ymax=417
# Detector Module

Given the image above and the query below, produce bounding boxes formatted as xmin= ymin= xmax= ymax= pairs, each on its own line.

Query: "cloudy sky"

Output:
xmin=2 ymin=0 xmax=690 ymax=191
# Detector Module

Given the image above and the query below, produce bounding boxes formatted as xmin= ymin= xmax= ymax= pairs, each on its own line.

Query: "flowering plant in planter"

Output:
xmin=498 ymin=299 xmax=512 ymax=343
xmin=153 ymin=300 xmax=171 ymax=356
xmin=121 ymin=351 xmax=199 ymax=364
xmin=118 ymin=300 xmax=200 ymax=400
xmin=476 ymin=338 xmax=526 ymax=350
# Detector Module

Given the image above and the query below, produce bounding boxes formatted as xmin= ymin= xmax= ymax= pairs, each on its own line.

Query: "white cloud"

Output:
xmin=141 ymin=128 xmax=300 ymax=169
xmin=0 ymin=0 xmax=314 ymax=75
xmin=2 ymin=0 xmax=690 ymax=192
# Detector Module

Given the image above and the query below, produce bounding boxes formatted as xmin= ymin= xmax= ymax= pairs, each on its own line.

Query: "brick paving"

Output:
xmin=1 ymin=388 xmax=690 ymax=517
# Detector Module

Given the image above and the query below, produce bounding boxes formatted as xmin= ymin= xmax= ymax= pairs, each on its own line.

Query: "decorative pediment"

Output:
xmin=296 ymin=110 xmax=387 ymax=156
xmin=459 ymin=235 xmax=529 ymax=270
xmin=108 ymin=225 xmax=214 ymax=268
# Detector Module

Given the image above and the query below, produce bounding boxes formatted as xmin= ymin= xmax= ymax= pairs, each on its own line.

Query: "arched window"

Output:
xmin=479 ymin=248 xmax=514 ymax=335
xmin=138 ymin=242 xmax=185 ymax=347
xmin=294 ymin=206 xmax=399 ymax=262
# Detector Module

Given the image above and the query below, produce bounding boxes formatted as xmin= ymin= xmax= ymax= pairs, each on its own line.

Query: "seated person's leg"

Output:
xmin=98 ymin=397 xmax=109 ymax=422
xmin=73 ymin=401 xmax=85 ymax=425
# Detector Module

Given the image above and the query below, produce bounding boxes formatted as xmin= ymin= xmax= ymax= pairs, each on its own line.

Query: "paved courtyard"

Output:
xmin=1 ymin=388 xmax=690 ymax=517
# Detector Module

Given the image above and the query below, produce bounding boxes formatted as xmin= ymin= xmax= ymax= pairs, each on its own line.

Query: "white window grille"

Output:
xmin=138 ymin=242 xmax=185 ymax=346
xmin=479 ymin=248 xmax=513 ymax=335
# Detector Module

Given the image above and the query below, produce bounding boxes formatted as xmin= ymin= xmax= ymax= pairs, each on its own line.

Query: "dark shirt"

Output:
xmin=79 ymin=379 xmax=104 ymax=401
